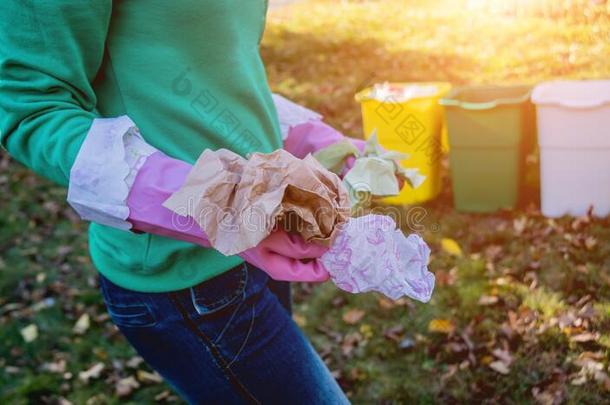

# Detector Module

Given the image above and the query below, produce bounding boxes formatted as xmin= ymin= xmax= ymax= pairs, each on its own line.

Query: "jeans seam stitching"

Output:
xmin=225 ymin=299 xmax=256 ymax=370
xmin=169 ymin=292 xmax=260 ymax=405
xmin=213 ymin=293 xmax=244 ymax=344
xmin=213 ymin=269 xmax=249 ymax=343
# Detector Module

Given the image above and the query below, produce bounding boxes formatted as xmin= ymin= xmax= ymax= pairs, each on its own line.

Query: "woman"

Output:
xmin=0 ymin=1 xmax=363 ymax=403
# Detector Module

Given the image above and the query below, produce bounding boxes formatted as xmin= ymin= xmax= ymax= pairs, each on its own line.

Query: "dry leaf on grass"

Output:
xmin=428 ymin=319 xmax=456 ymax=334
xmin=137 ymin=370 xmax=162 ymax=384
xmin=489 ymin=360 xmax=510 ymax=375
xmin=342 ymin=309 xmax=365 ymax=325
xmin=20 ymin=324 xmax=38 ymax=343
xmin=478 ymin=295 xmax=499 ymax=306
xmin=116 ymin=376 xmax=140 ymax=398
xmin=441 ymin=238 xmax=463 ymax=257
xmin=78 ymin=362 xmax=105 ymax=383
xmin=73 ymin=313 xmax=90 ymax=335
xmin=570 ymin=332 xmax=599 ymax=343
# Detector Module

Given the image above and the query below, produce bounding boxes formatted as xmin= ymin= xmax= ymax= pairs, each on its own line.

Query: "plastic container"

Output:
xmin=355 ymin=82 xmax=451 ymax=205
xmin=532 ymin=80 xmax=610 ymax=217
xmin=440 ymin=85 xmax=534 ymax=212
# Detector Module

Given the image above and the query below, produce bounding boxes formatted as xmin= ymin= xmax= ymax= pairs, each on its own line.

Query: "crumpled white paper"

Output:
xmin=314 ymin=131 xmax=426 ymax=207
xmin=320 ymin=214 xmax=435 ymax=302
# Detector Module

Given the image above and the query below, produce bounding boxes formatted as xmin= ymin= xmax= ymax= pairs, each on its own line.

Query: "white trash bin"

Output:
xmin=532 ymin=80 xmax=610 ymax=217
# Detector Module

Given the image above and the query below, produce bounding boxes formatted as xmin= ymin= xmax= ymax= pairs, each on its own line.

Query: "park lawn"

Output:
xmin=1 ymin=0 xmax=609 ymax=403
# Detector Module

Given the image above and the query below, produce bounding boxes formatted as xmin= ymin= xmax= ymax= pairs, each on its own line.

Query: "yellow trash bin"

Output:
xmin=355 ymin=82 xmax=451 ymax=205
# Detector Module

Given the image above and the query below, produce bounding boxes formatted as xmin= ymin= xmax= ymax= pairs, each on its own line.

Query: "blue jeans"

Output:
xmin=99 ymin=262 xmax=349 ymax=404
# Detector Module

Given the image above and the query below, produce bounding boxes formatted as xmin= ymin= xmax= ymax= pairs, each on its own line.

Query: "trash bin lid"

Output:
xmin=532 ymin=80 xmax=610 ymax=109
xmin=439 ymin=85 xmax=532 ymax=110
xmin=355 ymin=82 xmax=451 ymax=103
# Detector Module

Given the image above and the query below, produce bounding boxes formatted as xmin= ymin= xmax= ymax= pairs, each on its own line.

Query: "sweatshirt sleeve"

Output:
xmin=0 ymin=1 xmax=112 ymax=187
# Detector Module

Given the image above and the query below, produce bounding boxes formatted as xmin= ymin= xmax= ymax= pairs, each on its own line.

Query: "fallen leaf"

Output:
xmin=116 ymin=376 xmax=140 ymax=398
xmin=155 ymin=390 xmax=172 ymax=402
xmin=383 ymin=325 xmax=405 ymax=342
xmin=489 ymin=360 xmax=510 ymax=375
xmin=532 ymin=385 xmax=566 ymax=405
xmin=342 ymin=309 xmax=365 ymax=325
xmin=137 ymin=370 xmax=162 ymax=384
xmin=570 ymin=375 xmax=587 ymax=386
xmin=20 ymin=324 xmax=38 ymax=343
xmin=570 ymin=332 xmax=599 ymax=343
xmin=359 ymin=324 xmax=373 ymax=339
xmin=491 ymin=348 xmax=513 ymax=365
xmin=428 ymin=319 xmax=456 ymax=334
xmin=584 ymin=236 xmax=597 ymax=250
xmin=447 ymin=342 xmax=466 ymax=353
xmin=73 ymin=313 xmax=90 ymax=335
xmin=1 ymin=302 xmax=25 ymax=315
xmin=577 ymin=351 xmax=605 ymax=361
xmin=513 ymin=217 xmax=527 ymax=235
xmin=594 ymin=370 xmax=610 ymax=388
xmin=478 ymin=295 xmax=499 ymax=306
xmin=292 ymin=314 xmax=307 ymax=327
xmin=441 ymin=238 xmax=463 ymax=257
xmin=41 ymin=359 xmax=67 ymax=374
xmin=378 ymin=297 xmax=397 ymax=310
xmin=331 ymin=296 xmax=346 ymax=307
xmin=126 ymin=356 xmax=144 ymax=369
xmin=341 ymin=332 xmax=363 ymax=357
xmin=578 ymin=303 xmax=596 ymax=319
xmin=398 ymin=337 xmax=416 ymax=350
xmin=78 ymin=362 xmax=105 ymax=383
xmin=94 ymin=313 xmax=110 ymax=323
xmin=5 ymin=366 xmax=20 ymax=374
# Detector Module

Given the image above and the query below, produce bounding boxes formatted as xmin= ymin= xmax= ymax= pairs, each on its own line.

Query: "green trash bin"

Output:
xmin=440 ymin=85 xmax=534 ymax=212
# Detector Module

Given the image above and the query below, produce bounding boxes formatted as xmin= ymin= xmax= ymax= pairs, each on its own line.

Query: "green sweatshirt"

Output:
xmin=0 ymin=0 xmax=282 ymax=292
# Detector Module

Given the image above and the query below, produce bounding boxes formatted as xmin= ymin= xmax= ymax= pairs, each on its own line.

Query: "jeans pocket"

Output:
xmin=189 ymin=265 xmax=271 ymax=367
xmin=99 ymin=276 xmax=157 ymax=328
xmin=189 ymin=263 xmax=248 ymax=316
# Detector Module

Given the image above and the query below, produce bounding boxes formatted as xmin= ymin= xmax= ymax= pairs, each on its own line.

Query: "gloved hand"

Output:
xmin=127 ymin=151 xmax=330 ymax=282
xmin=241 ymin=230 xmax=330 ymax=282
xmin=275 ymin=94 xmax=404 ymax=189
xmin=284 ymin=120 xmax=363 ymax=164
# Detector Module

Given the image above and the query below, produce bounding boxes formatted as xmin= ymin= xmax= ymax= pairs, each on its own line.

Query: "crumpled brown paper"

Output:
xmin=163 ymin=149 xmax=350 ymax=256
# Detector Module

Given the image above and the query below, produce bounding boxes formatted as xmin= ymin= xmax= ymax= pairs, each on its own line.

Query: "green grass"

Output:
xmin=1 ymin=0 xmax=609 ymax=403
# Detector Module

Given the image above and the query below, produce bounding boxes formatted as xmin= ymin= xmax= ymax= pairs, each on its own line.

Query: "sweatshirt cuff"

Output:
xmin=67 ymin=116 xmax=158 ymax=230
xmin=272 ymin=93 xmax=322 ymax=140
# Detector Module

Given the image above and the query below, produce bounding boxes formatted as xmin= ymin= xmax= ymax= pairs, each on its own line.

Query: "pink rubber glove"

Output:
xmin=126 ymin=151 xmax=330 ymax=282
xmin=284 ymin=120 xmax=365 ymax=160
xmin=241 ymin=231 xmax=330 ymax=282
